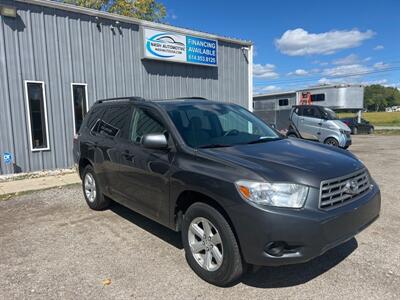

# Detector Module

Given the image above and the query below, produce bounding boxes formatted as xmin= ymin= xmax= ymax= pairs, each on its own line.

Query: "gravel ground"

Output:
xmin=1 ymin=135 xmax=399 ymax=299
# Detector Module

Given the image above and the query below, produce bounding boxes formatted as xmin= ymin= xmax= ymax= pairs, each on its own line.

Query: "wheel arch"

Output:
xmin=78 ymin=157 xmax=93 ymax=179
xmin=174 ymin=190 xmax=245 ymax=264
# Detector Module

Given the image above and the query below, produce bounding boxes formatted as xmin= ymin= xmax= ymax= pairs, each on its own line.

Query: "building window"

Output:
xmin=24 ymin=81 xmax=49 ymax=151
xmin=279 ymin=99 xmax=289 ymax=106
xmin=311 ymin=93 xmax=325 ymax=102
xmin=71 ymin=83 xmax=88 ymax=134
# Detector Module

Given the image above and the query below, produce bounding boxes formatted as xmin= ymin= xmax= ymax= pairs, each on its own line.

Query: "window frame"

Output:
xmin=71 ymin=83 xmax=89 ymax=135
xmin=278 ymin=98 xmax=289 ymax=106
xmin=24 ymin=80 xmax=50 ymax=151
xmin=310 ymin=93 xmax=325 ymax=102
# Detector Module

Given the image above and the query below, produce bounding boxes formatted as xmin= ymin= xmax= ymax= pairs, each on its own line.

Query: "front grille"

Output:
xmin=319 ymin=169 xmax=371 ymax=210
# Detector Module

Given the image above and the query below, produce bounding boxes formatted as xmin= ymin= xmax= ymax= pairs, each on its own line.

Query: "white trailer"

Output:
xmin=253 ymin=84 xmax=364 ymax=130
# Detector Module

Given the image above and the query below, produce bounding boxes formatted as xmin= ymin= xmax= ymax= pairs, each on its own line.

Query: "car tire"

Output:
xmin=82 ymin=165 xmax=110 ymax=210
xmin=352 ymin=127 xmax=358 ymax=135
xmin=368 ymin=127 xmax=374 ymax=134
xmin=182 ymin=202 xmax=245 ymax=287
xmin=287 ymin=133 xmax=298 ymax=138
xmin=324 ymin=137 xmax=339 ymax=147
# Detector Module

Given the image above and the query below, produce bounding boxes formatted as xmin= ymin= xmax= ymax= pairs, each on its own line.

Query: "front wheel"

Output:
xmin=368 ymin=127 xmax=374 ymax=134
xmin=352 ymin=127 xmax=358 ymax=135
xmin=324 ymin=137 xmax=339 ymax=147
xmin=182 ymin=203 xmax=245 ymax=286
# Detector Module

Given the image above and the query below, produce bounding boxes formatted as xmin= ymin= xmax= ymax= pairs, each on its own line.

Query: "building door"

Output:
xmin=71 ymin=83 xmax=88 ymax=134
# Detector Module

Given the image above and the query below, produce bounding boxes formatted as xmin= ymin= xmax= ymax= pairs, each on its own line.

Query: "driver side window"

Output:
xmin=130 ymin=108 xmax=166 ymax=143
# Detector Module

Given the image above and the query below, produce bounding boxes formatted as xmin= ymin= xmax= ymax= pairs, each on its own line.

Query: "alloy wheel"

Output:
xmin=188 ymin=217 xmax=223 ymax=271
xmin=84 ymin=173 xmax=96 ymax=203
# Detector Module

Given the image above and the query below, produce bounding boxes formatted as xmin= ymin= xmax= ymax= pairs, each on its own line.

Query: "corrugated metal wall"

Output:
xmin=0 ymin=0 xmax=249 ymax=174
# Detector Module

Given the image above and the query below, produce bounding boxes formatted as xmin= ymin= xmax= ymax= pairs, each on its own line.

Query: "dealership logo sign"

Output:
xmin=144 ymin=28 xmax=217 ymax=66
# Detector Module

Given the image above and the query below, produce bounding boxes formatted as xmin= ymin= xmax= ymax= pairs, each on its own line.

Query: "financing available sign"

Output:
xmin=143 ymin=28 xmax=217 ymax=67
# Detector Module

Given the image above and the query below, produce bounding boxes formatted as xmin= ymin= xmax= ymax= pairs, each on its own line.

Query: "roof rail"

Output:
xmin=95 ymin=96 xmax=145 ymax=104
xmin=173 ymin=96 xmax=208 ymax=100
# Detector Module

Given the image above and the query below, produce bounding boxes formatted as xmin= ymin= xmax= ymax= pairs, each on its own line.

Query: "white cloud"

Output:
xmin=364 ymin=57 xmax=372 ymax=62
xmin=373 ymin=61 xmax=390 ymax=69
xmin=253 ymin=63 xmax=279 ymax=79
xmin=333 ymin=54 xmax=359 ymax=65
xmin=373 ymin=45 xmax=384 ymax=51
xmin=262 ymin=85 xmax=281 ymax=92
xmin=322 ymin=64 xmax=370 ymax=77
xmin=275 ymin=28 xmax=375 ymax=56
xmin=288 ymin=69 xmax=309 ymax=76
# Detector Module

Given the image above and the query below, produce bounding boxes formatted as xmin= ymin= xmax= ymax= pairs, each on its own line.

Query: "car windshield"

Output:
xmin=165 ymin=102 xmax=282 ymax=148
xmin=321 ymin=107 xmax=337 ymax=120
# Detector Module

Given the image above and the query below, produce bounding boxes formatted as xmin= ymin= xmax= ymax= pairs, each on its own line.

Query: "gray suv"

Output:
xmin=73 ymin=97 xmax=380 ymax=286
xmin=287 ymin=105 xmax=352 ymax=148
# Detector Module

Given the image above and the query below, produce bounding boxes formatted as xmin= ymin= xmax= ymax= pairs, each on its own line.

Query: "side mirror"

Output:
xmin=142 ymin=133 xmax=169 ymax=149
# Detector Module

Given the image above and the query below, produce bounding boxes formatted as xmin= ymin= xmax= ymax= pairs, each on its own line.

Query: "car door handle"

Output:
xmin=123 ymin=152 xmax=135 ymax=162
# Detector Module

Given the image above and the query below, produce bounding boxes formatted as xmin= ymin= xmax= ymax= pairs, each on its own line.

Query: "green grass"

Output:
xmin=337 ymin=111 xmax=400 ymax=126
xmin=374 ymin=129 xmax=400 ymax=135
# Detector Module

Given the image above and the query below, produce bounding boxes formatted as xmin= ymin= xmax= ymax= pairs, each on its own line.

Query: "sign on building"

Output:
xmin=143 ymin=28 xmax=217 ymax=67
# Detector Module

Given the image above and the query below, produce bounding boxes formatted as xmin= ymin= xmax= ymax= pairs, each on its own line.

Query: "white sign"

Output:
xmin=143 ymin=27 xmax=217 ymax=66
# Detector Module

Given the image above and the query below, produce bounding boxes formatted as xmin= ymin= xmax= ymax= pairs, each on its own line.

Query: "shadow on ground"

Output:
xmin=110 ymin=202 xmax=183 ymax=249
xmin=110 ymin=202 xmax=358 ymax=288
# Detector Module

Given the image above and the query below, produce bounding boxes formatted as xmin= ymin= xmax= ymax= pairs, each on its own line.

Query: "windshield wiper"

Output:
xmin=246 ymin=137 xmax=281 ymax=144
xmin=197 ymin=143 xmax=231 ymax=149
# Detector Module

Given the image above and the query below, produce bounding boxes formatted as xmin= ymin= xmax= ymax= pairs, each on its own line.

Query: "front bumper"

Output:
xmin=339 ymin=132 xmax=352 ymax=148
xmin=228 ymin=185 xmax=381 ymax=266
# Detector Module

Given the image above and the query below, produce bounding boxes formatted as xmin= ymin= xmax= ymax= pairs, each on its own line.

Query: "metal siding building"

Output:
xmin=0 ymin=0 xmax=253 ymax=174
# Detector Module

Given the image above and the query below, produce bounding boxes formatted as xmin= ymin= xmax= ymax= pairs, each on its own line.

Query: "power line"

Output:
xmin=254 ymin=66 xmax=400 ymax=86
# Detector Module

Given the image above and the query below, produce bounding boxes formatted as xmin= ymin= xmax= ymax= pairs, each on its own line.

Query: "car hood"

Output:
xmin=200 ymin=138 xmax=364 ymax=188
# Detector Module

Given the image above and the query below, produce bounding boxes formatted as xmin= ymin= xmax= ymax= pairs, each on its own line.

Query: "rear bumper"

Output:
xmin=228 ymin=185 xmax=381 ymax=266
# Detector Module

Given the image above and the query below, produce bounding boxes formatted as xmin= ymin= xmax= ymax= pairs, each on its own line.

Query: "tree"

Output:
xmin=62 ymin=0 xmax=166 ymax=22
xmin=364 ymin=84 xmax=400 ymax=111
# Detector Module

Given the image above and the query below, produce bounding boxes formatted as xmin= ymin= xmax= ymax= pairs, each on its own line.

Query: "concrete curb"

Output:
xmin=0 ymin=173 xmax=81 ymax=196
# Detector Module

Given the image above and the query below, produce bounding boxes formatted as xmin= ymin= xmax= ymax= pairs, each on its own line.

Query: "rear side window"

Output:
xmin=93 ymin=105 xmax=131 ymax=138
xmin=83 ymin=107 xmax=104 ymax=132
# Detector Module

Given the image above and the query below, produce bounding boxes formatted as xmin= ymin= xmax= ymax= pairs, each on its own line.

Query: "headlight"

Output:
xmin=235 ymin=180 xmax=309 ymax=208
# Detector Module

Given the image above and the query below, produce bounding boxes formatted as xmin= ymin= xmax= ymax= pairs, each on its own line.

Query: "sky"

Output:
xmin=162 ymin=0 xmax=400 ymax=94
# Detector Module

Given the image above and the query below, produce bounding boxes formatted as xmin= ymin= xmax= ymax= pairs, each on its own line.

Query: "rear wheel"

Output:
xmin=368 ymin=127 xmax=374 ymax=134
xmin=182 ymin=203 xmax=244 ymax=286
xmin=287 ymin=132 xmax=298 ymax=138
xmin=82 ymin=165 xmax=110 ymax=210
xmin=324 ymin=137 xmax=339 ymax=147
xmin=352 ymin=127 xmax=358 ymax=135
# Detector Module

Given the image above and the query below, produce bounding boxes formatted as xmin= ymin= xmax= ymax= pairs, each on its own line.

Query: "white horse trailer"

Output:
xmin=253 ymin=84 xmax=364 ymax=130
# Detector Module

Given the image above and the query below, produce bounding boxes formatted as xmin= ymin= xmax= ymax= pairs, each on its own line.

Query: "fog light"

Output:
xmin=264 ymin=241 xmax=287 ymax=257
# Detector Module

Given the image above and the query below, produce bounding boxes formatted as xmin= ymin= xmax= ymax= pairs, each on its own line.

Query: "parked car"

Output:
xmin=340 ymin=117 xmax=374 ymax=135
xmin=286 ymin=105 xmax=352 ymax=148
xmin=73 ymin=97 xmax=381 ymax=286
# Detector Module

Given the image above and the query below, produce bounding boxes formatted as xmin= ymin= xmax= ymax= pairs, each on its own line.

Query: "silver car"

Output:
xmin=287 ymin=105 xmax=352 ymax=148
